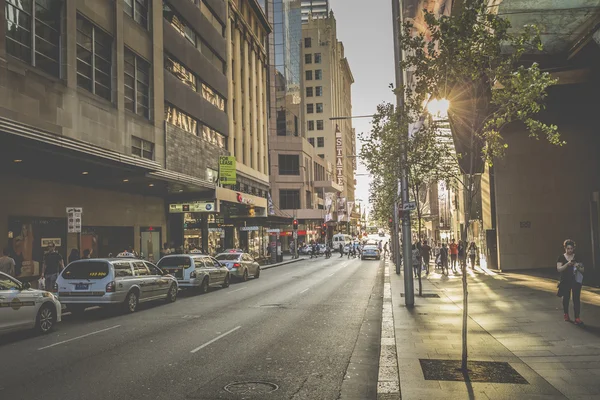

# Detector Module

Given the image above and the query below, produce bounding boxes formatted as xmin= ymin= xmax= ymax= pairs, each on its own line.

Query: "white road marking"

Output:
xmin=227 ymin=287 xmax=247 ymax=294
xmin=327 ymin=273 xmax=335 ymax=277
xmin=190 ymin=326 xmax=242 ymax=353
xmin=38 ymin=325 xmax=121 ymax=350
xmin=300 ymin=288 xmax=310 ymax=294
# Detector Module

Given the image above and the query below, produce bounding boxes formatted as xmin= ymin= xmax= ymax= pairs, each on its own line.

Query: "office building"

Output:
xmin=301 ymin=0 xmax=329 ymax=23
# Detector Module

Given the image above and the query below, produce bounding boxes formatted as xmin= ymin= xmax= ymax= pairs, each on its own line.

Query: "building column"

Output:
xmin=234 ymin=26 xmax=243 ymax=162
xmin=226 ymin=11 xmax=234 ymax=153
xmin=243 ymin=36 xmax=251 ymax=166
xmin=257 ymin=56 xmax=265 ymax=174
xmin=251 ymin=46 xmax=258 ymax=171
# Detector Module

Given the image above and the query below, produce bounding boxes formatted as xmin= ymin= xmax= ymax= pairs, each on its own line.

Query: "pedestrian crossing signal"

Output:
xmin=293 ymin=219 xmax=299 ymax=229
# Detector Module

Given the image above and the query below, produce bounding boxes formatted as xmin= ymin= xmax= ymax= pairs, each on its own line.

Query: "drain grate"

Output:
xmin=224 ymin=381 xmax=279 ymax=395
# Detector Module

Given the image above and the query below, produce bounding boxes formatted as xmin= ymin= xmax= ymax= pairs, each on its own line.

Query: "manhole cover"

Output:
xmin=224 ymin=381 xmax=279 ymax=395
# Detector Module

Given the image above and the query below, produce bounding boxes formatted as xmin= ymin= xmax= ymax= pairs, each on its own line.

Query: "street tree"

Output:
xmin=398 ymin=0 xmax=561 ymax=371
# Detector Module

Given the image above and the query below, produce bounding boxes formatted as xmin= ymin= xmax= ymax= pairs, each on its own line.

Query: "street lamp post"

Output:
xmin=391 ymin=0 xmax=414 ymax=306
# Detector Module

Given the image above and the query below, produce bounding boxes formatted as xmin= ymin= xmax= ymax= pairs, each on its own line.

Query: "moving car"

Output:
xmin=157 ymin=254 xmax=230 ymax=293
xmin=215 ymin=252 xmax=260 ymax=281
xmin=361 ymin=245 xmax=381 ymax=260
xmin=1 ymin=271 xmax=62 ymax=334
xmin=56 ymin=256 xmax=179 ymax=314
xmin=333 ymin=234 xmax=352 ymax=252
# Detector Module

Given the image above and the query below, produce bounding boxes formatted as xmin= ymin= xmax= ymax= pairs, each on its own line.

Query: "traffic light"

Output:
xmin=388 ymin=218 xmax=393 ymax=229
xmin=293 ymin=219 xmax=299 ymax=229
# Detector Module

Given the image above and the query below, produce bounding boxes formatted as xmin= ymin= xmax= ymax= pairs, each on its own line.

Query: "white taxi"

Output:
xmin=0 ymin=271 xmax=62 ymax=334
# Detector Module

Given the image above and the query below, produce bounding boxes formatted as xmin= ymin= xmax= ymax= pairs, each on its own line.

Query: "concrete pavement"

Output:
xmin=386 ymin=259 xmax=600 ymax=399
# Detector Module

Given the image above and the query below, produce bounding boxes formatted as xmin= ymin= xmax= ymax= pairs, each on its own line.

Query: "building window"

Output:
xmin=318 ymin=154 xmax=324 ymax=159
xmin=206 ymin=167 xmax=218 ymax=183
xmin=5 ymin=0 xmax=63 ymax=77
xmin=307 ymin=120 xmax=314 ymax=131
xmin=308 ymin=137 xmax=315 ymax=146
xmin=304 ymin=54 xmax=312 ymax=64
xmin=197 ymin=37 xmax=225 ymax=73
xmin=304 ymin=37 xmax=311 ymax=48
xmin=315 ymin=69 xmax=322 ymax=80
xmin=165 ymin=103 xmax=198 ymax=135
xmin=314 ymin=53 xmax=321 ymax=63
xmin=317 ymin=137 xmax=324 ymax=147
xmin=305 ymin=70 xmax=312 ymax=80
xmin=316 ymin=103 xmax=323 ymax=113
xmin=131 ymin=136 xmax=154 ymax=159
xmin=76 ymin=15 xmax=113 ymax=101
xmin=307 ymin=103 xmax=314 ymax=114
xmin=124 ymin=0 xmax=149 ymax=29
xmin=316 ymin=120 xmax=324 ymax=130
xmin=124 ymin=48 xmax=151 ymax=119
xmin=201 ymin=125 xmax=226 ymax=148
xmin=165 ymin=54 xmax=197 ymax=90
xmin=278 ymin=154 xmax=300 ymax=175
xmin=279 ymin=190 xmax=300 ymax=209
xmin=306 ymin=191 xmax=312 ymax=208
xmin=202 ymin=83 xmax=225 ymax=111
xmin=200 ymin=1 xmax=224 ymax=36
xmin=306 ymin=87 xmax=313 ymax=97
xmin=316 ymin=86 xmax=323 ymax=96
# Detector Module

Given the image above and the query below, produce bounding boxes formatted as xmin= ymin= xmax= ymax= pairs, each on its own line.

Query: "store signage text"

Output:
xmin=236 ymin=193 xmax=255 ymax=205
xmin=240 ymin=226 xmax=260 ymax=231
xmin=169 ymin=201 xmax=215 ymax=213
xmin=335 ymin=129 xmax=344 ymax=187
xmin=219 ymin=156 xmax=236 ymax=185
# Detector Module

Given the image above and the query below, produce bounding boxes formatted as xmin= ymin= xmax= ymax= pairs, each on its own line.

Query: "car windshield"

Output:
xmin=62 ymin=261 xmax=110 ymax=279
xmin=0 ymin=274 xmax=21 ymax=290
xmin=216 ymin=254 xmax=242 ymax=261
xmin=157 ymin=257 xmax=192 ymax=268
xmin=364 ymin=246 xmax=377 ymax=250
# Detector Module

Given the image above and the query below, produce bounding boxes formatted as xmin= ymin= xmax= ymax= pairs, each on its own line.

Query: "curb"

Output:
xmin=377 ymin=258 xmax=401 ymax=400
xmin=261 ymin=257 xmax=306 ymax=270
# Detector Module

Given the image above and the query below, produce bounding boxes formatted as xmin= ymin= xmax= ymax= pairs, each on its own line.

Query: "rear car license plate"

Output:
xmin=75 ymin=283 xmax=89 ymax=290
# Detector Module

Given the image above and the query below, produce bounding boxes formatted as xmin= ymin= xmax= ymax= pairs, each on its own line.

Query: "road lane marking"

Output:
xmin=228 ymin=287 xmax=247 ymax=294
xmin=327 ymin=273 xmax=335 ymax=277
xmin=190 ymin=326 xmax=241 ymax=353
xmin=38 ymin=325 xmax=121 ymax=350
xmin=300 ymin=288 xmax=310 ymax=294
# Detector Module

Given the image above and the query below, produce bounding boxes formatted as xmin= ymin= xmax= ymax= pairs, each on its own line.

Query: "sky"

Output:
xmin=329 ymin=0 xmax=396 ymax=214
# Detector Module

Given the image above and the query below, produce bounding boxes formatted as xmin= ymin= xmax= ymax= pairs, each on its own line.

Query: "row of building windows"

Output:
xmin=124 ymin=0 xmax=149 ymax=29
xmin=164 ymin=55 xmax=226 ymax=111
xmin=165 ymin=103 xmax=227 ymax=149
xmin=305 ymin=53 xmax=321 ymax=64
xmin=305 ymin=70 xmax=322 ymax=80
xmin=306 ymin=86 xmax=323 ymax=97
xmin=189 ymin=0 xmax=225 ymax=36
xmin=306 ymin=103 xmax=323 ymax=114
xmin=164 ymin=2 xmax=226 ymax=74
xmin=307 ymin=137 xmax=324 ymax=147
xmin=307 ymin=120 xmax=324 ymax=131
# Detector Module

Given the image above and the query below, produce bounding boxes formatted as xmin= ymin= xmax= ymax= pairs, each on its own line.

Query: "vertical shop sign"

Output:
xmin=337 ymin=197 xmax=347 ymax=222
xmin=324 ymin=192 xmax=334 ymax=222
xmin=335 ymin=126 xmax=344 ymax=188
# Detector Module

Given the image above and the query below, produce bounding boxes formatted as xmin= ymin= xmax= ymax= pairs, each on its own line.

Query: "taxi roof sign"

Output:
xmin=116 ymin=252 xmax=136 ymax=258
xmin=189 ymin=249 xmax=203 ymax=254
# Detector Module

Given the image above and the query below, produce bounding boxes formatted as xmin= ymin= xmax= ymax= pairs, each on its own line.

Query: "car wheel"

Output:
xmin=222 ymin=274 xmax=230 ymax=288
xmin=166 ymin=283 xmax=178 ymax=303
xmin=255 ymin=267 xmax=261 ymax=279
xmin=123 ymin=290 xmax=139 ymax=313
xmin=36 ymin=304 xmax=56 ymax=334
xmin=68 ymin=304 xmax=87 ymax=316
xmin=242 ymin=269 xmax=249 ymax=282
xmin=198 ymin=277 xmax=209 ymax=294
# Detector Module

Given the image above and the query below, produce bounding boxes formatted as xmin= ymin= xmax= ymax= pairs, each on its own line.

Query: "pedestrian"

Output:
xmin=468 ymin=242 xmax=478 ymax=269
xmin=449 ymin=239 xmax=458 ymax=272
xmin=433 ymin=241 xmax=440 ymax=268
xmin=0 ymin=247 xmax=16 ymax=277
xmin=412 ymin=243 xmax=421 ymax=278
xmin=383 ymin=242 xmax=389 ymax=258
xmin=458 ymin=241 xmax=466 ymax=270
xmin=41 ymin=243 xmax=64 ymax=292
xmin=68 ymin=248 xmax=80 ymax=264
xmin=440 ymin=243 xmax=449 ymax=275
xmin=421 ymin=240 xmax=431 ymax=275
xmin=83 ymin=249 xmax=92 ymax=259
xmin=339 ymin=243 xmax=344 ymax=258
xmin=557 ymin=239 xmax=584 ymax=325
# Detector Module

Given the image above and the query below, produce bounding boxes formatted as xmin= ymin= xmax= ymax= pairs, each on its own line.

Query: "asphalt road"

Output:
xmin=0 ymin=254 xmax=383 ymax=400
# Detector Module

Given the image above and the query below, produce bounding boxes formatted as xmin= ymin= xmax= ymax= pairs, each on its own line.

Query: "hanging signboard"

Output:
xmin=169 ymin=201 xmax=216 ymax=213
xmin=66 ymin=207 xmax=82 ymax=233
xmin=335 ymin=127 xmax=344 ymax=188
xmin=219 ymin=156 xmax=236 ymax=185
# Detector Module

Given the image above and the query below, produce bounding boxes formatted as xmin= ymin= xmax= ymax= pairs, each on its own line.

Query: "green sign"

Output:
xmin=219 ymin=156 xmax=236 ymax=185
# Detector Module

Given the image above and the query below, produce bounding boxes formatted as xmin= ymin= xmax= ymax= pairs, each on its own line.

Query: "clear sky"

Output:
xmin=329 ymin=0 xmax=396 ymax=214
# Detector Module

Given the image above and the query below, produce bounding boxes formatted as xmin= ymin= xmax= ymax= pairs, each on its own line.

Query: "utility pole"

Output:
xmin=391 ymin=0 xmax=414 ymax=306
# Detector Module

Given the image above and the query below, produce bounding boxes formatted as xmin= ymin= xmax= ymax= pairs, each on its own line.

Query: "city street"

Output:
xmin=0 ymin=256 xmax=383 ymax=400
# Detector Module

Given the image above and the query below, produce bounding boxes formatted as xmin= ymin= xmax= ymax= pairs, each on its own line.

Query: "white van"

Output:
xmin=332 ymin=234 xmax=352 ymax=253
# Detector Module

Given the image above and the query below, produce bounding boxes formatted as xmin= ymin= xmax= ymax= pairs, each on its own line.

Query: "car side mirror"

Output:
xmin=23 ymin=282 xmax=31 ymax=290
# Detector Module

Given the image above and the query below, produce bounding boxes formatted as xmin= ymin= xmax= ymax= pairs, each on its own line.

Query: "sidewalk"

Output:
xmin=261 ymin=255 xmax=305 ymax=270
xmin=387 ymin=260 xmax=600 ymax=399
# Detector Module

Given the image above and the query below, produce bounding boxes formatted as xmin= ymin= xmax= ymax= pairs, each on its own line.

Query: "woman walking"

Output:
xmin=557 ymin=239 xmax=584 ymax=325
xmin=457 ymin=241 xmax=466 ymax=270
xmin=412 ymin=243 xmax=421 ymax=278
xmin=468 ymin=242 xmax=478 ymax=269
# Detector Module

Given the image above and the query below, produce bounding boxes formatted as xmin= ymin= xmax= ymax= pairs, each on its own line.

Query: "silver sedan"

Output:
xmin=215 ymin=252 xmax=260 ymax=282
